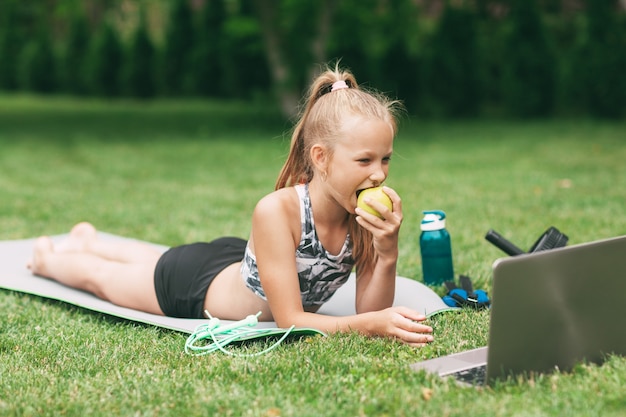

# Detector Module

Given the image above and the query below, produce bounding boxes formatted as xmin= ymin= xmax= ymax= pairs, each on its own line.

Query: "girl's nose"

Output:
xmin=370 ymin=164 xmax=386 ymax=184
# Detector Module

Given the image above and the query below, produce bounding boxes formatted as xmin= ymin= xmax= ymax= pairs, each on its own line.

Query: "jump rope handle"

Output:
xmin=212 ymin=312 xmax=260 ymax=334
xmin=485 ymin=229 xmax=525 ymax=256
xmin=485 ymin=227 xmax=569 ymax=256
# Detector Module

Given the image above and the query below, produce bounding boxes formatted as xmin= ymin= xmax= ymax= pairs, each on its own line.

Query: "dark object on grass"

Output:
xmin=443 ymin=275 xmax=490 ymax=310
xmin=485 ymin=227 xmax=568 ymax=256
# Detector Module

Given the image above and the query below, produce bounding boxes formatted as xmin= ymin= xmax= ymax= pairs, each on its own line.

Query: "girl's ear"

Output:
xmin=310 ymin=144 xmax=329 ymax=173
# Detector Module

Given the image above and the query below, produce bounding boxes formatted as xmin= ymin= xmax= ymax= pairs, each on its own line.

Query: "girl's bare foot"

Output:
xmin=27 ymin=236 xmax=54 ymax=276
xmin=56 ymin=222 xmax=98 ymax=252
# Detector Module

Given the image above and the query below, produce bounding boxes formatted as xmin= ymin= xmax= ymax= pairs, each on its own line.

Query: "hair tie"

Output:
xmin=331 ymin=80 xmax=349 ymax=92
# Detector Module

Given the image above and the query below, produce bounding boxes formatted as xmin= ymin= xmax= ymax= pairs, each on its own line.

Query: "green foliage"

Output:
xmin=188 ymin=0 xmax=227 ymax=97
xmin=328 ymin=0 xmax=371 ymax=79
xmin=123 ymin=14 xmax=156 ymax=98
xmin=86 ymin=21 xmax=123 ymax=97
xmin=570 ymin=0 xmax=626 ymax=119
xmin=328 ymin=0 xmax=421 ymax=110
xmin=0 ymin=1 xmax=21 ymax=91
xmin=16 ymin=29 xmax=57 ymax=93
xmin=330 ymin=0 xmax=398 ymax=84
xmin=0 ymin=1 xmax=624 ymax=119
xmin=421 ymin=3 xmax=482 ymax=117
xmin=474 ymin=14 xmax=507 ymax=111
xmin=501 ymin=0 xmax=557 ymax=117
xmin=220 ymin=3 xmax=271 ymax=99
xmin=160 ymin=0 xmax=195 ymax=96
xmin=59 ymin=10 xmax=90 ymax=95
xmin=279 ymin=0 xmax=319 ymax=90
xmin=371 ymin=0 xmax=421 ymax=111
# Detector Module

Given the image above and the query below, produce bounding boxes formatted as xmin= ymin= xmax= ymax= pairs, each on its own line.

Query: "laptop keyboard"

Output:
xmin=449 ymin=364 xmax=487 ymax=385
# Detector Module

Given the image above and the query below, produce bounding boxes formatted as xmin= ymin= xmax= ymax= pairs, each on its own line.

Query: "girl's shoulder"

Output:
xmin=252 ymin=186 xmax=302 ymax=246
xmin=253 ymin=186 xmax=301 ymax=219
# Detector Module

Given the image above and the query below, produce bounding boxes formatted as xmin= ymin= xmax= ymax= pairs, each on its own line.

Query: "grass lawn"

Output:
xmin=1 ymin=95 xmax=625 ymax=416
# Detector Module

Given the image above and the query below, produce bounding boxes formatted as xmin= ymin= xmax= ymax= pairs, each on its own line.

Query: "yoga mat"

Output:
xmin=0 ymin=233 xmax=457 ymax=334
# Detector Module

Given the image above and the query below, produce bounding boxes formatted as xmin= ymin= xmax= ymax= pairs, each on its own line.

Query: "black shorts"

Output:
xmin=154 ymin=237 xmax=247 ymax=318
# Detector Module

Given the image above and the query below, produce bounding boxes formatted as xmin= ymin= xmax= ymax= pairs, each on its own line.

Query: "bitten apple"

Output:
xmin=357 ymin=186 xmax=392 ymax=219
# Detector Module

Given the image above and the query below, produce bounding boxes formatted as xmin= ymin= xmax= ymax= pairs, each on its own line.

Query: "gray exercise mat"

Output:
xmin=0 ymin=232 xmax=456 ymax=334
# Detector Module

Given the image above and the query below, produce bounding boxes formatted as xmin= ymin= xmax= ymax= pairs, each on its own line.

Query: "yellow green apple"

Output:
xmin=357 ymin=186 xmax=392 ymax=219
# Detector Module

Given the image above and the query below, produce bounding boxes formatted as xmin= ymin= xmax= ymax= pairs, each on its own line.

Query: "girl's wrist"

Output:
xmin=376 ymin=252 xmax=398 ymax=268
xmin=372 ymin=255 xmax=397 ymax=284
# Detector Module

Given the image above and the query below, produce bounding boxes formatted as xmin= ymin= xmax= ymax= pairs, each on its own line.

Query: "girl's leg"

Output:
xmin=29 ymin=236 xmax=163 ymax=315
xmin=58 ymin=222 xmax=163 ymax=264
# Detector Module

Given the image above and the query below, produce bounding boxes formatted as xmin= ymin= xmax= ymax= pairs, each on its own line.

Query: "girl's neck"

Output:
xmin=307 ymin=180 xmax=350 ymax=228
xmin=306 ymin=181 xmax=350 ymax=256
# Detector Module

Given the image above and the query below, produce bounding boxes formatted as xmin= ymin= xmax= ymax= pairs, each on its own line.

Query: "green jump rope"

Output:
xmin=184 ymin=311 xmax=297 ymax=357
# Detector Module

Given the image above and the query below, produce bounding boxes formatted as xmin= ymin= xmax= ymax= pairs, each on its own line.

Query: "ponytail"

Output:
xmin=275 ymin=64 xmax=360 ymax=189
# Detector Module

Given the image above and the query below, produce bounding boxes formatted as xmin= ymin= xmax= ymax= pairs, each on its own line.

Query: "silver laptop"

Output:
xmin=411 ymin=234 xmax=626 ymax=385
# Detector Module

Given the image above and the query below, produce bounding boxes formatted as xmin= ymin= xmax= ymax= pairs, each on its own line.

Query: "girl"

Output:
xmin=29 ymin=65 xmax=433 ymax=346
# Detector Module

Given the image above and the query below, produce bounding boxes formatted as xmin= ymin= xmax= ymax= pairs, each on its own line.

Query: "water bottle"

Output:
xmin=420 ymin=210 xmax=454 ymax=286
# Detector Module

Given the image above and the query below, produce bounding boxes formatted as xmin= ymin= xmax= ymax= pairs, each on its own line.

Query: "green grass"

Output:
xmin=1 ymin=95 xmax=625 ymax=416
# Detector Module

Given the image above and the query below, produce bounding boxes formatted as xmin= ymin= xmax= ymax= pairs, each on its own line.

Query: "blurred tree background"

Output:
xmin=0 ymin=0 xmax=624 ymax=119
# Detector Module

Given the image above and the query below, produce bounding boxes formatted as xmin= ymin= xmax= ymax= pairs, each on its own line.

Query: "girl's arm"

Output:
xmin=253 ymin=188 xmax=433 ymax=346
xmin=353 ymin=185 xmax=402 ymax=313
xmin=349 ymin=186 xmax=434 ymax=346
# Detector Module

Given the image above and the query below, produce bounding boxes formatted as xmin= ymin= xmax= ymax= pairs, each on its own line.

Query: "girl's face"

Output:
xmin=326 ymin=116 xmax=394 ymax=213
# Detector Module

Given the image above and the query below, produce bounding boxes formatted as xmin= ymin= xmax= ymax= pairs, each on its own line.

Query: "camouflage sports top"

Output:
xmin=241 ymin=183 xmax=354 ymax=307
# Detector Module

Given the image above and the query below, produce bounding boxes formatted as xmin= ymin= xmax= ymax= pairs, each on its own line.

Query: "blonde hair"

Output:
xmin=275 ymin=63 xmax=403 ymax=273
